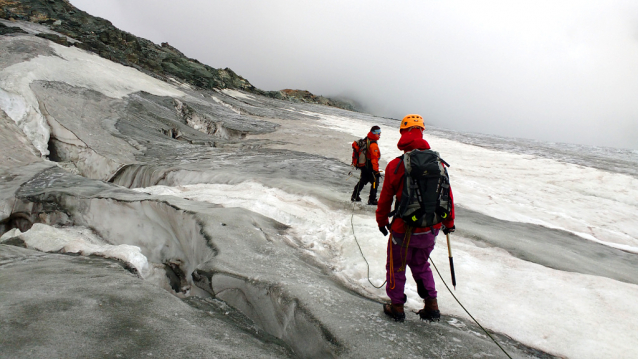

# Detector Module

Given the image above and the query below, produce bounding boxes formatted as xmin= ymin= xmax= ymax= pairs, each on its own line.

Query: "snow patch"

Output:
xmin=1 ymin=223 xmax=151 ymax=277
xmin=221 ymin=89 xmax=256 ymax=101
xmin=0 ymin=87 xmax=51 ymax=156
xmin=211 ymin=95 xmax=241 ymax=114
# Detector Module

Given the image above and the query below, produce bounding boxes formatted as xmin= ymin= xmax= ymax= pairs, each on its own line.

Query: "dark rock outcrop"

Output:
xmin=0 ymin=20 xmax=27 ymax=35
xmin=279 ymin=89 xmax=358 ymax=111
xmin=1 ymin=0 xmax=254 ymax=90
xmin=34 ymin=31 xmax=67 ymax=45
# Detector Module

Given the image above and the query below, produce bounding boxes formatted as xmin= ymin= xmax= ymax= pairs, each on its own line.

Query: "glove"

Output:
xmin=442 ymin=225 xmax=455 ymax=235
xmin=379 ymin=225 xmax=390 ymax=236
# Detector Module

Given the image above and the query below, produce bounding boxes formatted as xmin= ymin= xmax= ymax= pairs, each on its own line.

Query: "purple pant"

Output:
xmin=386 ymin=229 xmax=438 ymax=304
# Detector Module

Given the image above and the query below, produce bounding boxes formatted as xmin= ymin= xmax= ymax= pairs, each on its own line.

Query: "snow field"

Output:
xmin=133 ymin=182 xmax=638 ymax=359
xmin=0 ymin=37 xmax=185 ymax=156
xmin=309 ymin=111 xmax=638 ymax=253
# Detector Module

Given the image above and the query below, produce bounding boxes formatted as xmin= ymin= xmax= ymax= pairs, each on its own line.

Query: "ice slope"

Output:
xmin=135 ymin=180 xmax=638 ymax=359
xmin=312 ymin=111 xmax=638 ymax=253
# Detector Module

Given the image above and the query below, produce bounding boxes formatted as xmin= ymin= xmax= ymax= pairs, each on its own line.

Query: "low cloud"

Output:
xmin=70 ymin=0 xmax=638 ymax=149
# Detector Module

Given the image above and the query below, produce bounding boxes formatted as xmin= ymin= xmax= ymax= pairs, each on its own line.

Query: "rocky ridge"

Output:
xmin=0 ymin=0 xmax=357 ymax=111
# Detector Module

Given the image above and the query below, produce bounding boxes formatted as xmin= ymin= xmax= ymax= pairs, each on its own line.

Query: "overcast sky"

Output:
xmin=69 ymin=0 xmax=638 ymax=150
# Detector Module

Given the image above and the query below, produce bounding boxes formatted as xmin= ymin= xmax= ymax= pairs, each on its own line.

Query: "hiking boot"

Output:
xmin=383 ymin=303 xmax=405 ymax=322
xmin=367 ymin=198 xmax=378 ymax=205
xmin=417 ymin=297 xmax=440 ymax=322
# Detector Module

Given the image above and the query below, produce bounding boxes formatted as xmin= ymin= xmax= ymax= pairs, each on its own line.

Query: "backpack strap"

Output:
xmin=361 ymin=138 xmax=369 ymax=168
xmin=388 ymin=155 xmax=405 ymax=219
xmin=394 ymin=155 xmax=404 ymax=175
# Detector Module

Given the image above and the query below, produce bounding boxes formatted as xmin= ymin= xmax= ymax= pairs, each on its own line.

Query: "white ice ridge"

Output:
xmin=211 ymin=95 xmax=241 ymax=114
xmin=0 ymin=37 xmax=185 ymax=155
xmin=220 ymin=89 xmax=256 ymax=101
xmin=0 ymin=223 xmax=151 ymax=277
xmin=303 ymin=111 xmax=638 ymax=253
xmin=133 ymin=182 xmax=638 ymax=359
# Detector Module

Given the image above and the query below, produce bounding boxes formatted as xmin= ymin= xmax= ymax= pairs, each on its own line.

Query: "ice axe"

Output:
xmin=446 ymin=233 xmax=457 ymax=289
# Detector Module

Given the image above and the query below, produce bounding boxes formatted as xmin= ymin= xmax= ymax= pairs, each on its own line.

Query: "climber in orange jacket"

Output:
xmin=351 ymin=126 xmax=382 ymax=205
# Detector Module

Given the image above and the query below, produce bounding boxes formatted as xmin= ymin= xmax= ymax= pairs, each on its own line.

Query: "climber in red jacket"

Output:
xmin=376 ymin=114 xmax=455 ymax=322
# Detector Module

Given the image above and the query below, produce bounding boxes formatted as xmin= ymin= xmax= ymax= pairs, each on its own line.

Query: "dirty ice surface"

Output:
xmin=0 ymin=38 xmax=184 ymax=155
xmin=135 ymin=178 xmax=638 ymax=359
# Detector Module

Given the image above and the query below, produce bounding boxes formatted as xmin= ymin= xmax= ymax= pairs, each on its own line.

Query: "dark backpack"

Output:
xmin=394 ymin=149 xmax=452 ymax=228
xmin=351 ymin=138 xmax=368 ymax=168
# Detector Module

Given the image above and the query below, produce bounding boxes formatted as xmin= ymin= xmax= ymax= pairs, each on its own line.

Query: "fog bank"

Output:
xmin=69 ymin=0 xmax=638 ymax=149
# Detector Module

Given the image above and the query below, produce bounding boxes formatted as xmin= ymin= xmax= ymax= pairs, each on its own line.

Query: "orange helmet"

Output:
xmin=400 ymin=114 xmax=425 ymax=130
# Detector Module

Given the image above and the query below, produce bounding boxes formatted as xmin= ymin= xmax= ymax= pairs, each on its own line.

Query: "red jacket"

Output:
xmin=375 ymin=130 xmax=455 ymax=234
xmin=366 ymin=132 xmax=381 ymax=172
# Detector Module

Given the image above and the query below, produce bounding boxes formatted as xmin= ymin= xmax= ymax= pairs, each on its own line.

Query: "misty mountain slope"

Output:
xmin=2 ymin=23 xmax=638 ymax=359
xmin=0 ymin=0 xmax=357 ymax=111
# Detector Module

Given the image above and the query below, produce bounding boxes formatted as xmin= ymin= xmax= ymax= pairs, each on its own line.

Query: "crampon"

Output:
xmin=383 ymin=303 xmax=405 ymax=322
xmin=416 ymin=308 xmax=440 ymax=322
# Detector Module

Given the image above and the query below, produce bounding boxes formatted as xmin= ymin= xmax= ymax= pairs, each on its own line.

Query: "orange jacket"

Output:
xmin=366 ymin=132 xmax=381 ymax=172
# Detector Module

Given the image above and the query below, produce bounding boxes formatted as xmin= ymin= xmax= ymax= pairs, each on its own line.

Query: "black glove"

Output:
xmin=379 ymin=225 xmax=389 ymax=236
xmin=442 ymin=225 xmax=455 ymax=235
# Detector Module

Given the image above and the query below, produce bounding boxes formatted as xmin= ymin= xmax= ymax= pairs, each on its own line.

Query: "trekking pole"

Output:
xmin=446 ymin=233 xmax=457 ymax=289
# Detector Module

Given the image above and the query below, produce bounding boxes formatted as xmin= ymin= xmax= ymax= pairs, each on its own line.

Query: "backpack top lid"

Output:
xmin=404 ymin=149 xmax=443 ymax=178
